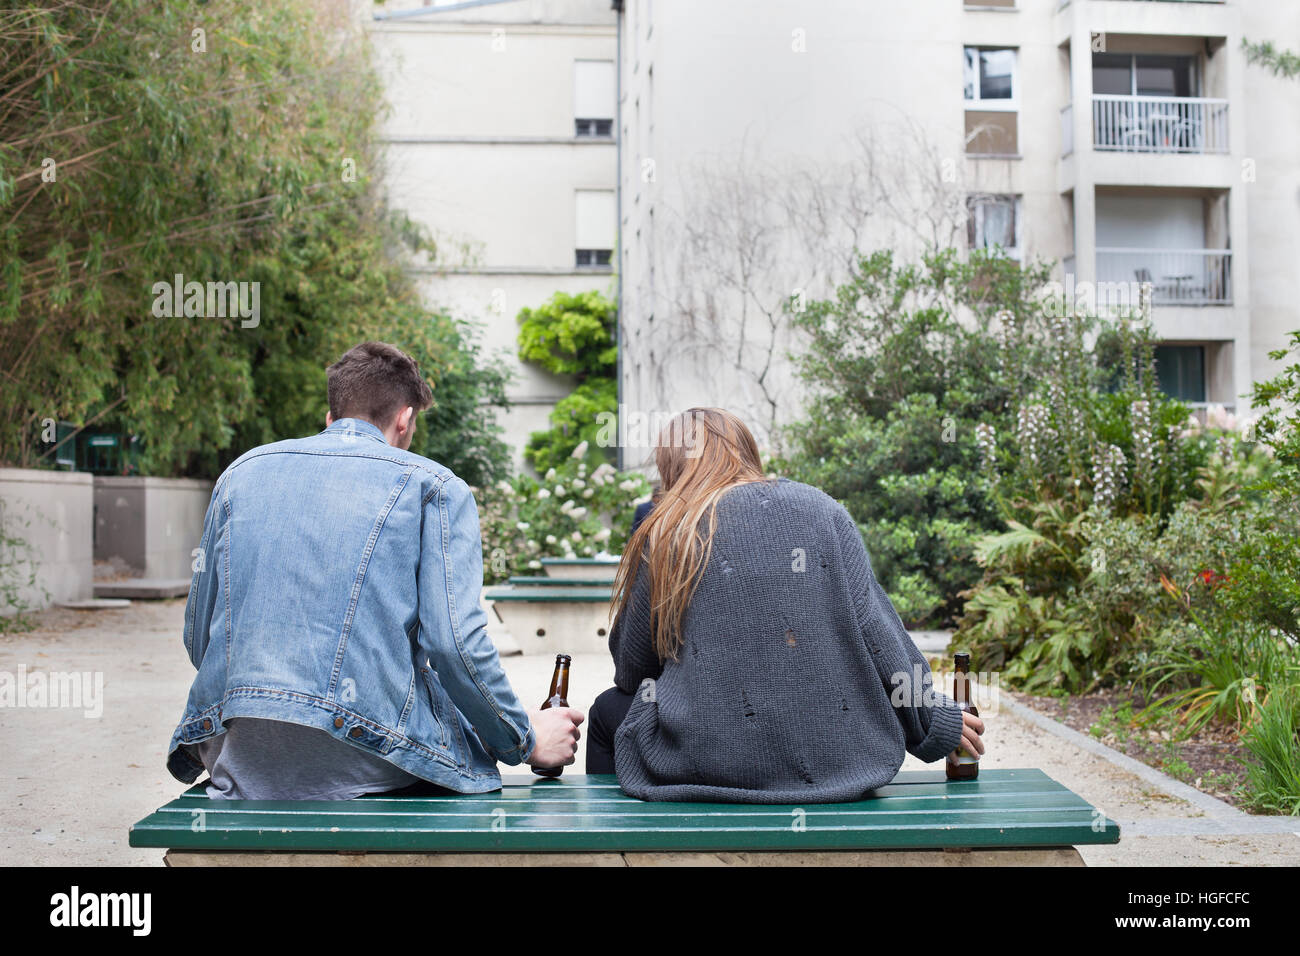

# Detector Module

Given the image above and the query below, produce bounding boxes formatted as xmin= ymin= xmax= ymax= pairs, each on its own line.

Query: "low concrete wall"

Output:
xmin=94 ymin=477 xmax=213 ymax=579
xmin=0 ymin=468 xmax=94 ymax=611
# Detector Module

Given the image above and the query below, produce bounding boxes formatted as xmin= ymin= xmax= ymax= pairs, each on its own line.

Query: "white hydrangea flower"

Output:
xmin=528 ymin=560 xmax=541 ymax=569
xmin=594 ymin=527 xmax=611 ymax=542
xmin=570 ymin=507 xmax=588 ymax=520
xmin=545 ymin=468 xmax=557 ymax=481
xmin=516 ymin=521 xmax=530 ymax=531
xmin=582 ymin=488 xmax=594 ymax=498
xmin=571 ymin=531 xmax=582 ymax=541
xmin=536 ymin=488 xmax=551 ymax=500
xmin=545 ymin=534 xmax=557 ymax=545
xmin=571 ymin=478 xmax=585 ymax=489
xmin=570 ymin=440 xmax=590 ymax=460
xmin=555 ymin=484 xmax=566 ymax=496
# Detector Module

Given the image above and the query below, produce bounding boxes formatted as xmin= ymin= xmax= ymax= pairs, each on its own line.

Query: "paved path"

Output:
xmin=0 ymin=600 xmax=1295 ymax=866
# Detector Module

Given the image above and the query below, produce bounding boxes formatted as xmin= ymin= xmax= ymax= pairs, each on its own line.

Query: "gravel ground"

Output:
xmin=1 ymin=600 xmax=1296 ymax=866
xmin=1009 ymin=688 xmax=1252 ymax=808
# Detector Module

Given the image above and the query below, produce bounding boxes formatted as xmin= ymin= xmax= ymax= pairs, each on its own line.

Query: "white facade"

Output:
xmin=615 ymin=0 xmax=1300 ymax=453
xmin=368 ymin=0 xmax=618 ymax=470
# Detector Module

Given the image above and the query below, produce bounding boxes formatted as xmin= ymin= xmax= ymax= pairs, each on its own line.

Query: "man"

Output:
xmin=166 ymin=341 xmax=583 ymax=799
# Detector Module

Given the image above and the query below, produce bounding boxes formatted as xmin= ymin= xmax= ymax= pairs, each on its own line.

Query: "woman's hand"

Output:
xmin=961 ymin=710 xmax=986 ymax=758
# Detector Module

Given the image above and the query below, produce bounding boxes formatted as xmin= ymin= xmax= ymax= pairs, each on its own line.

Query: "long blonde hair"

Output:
xmin=610 ymin=408 xmax=771 ymax=661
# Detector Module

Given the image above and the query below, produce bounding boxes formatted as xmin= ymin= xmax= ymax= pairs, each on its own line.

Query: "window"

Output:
xmin=1092 ymin=53 xmax=1198 ymax=98
xmin=965 ymin=48 xmax=1016 ymax=102
xmin=575 ymin=249 xmax=612 ymax=267
xmin=964 ymin=47 xmax=1018 ymax=155
xmin=967 ymin=194 xmax=1021 ymax=260
xmin=575 ymin=189 xmax=615 ymax=269
xmin=1154 ymin=346 xmax=1206 ymax=403
xmin=574 ymin=60 xmax=615 ymax=138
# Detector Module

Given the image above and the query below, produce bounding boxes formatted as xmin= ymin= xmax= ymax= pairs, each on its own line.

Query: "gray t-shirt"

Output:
xmin=196 ymin=717 xmax=420 ymax=800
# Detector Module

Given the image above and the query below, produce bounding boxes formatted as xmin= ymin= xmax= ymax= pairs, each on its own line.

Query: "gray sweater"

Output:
xmin=610 ymin=478 xmax=965 ymax=803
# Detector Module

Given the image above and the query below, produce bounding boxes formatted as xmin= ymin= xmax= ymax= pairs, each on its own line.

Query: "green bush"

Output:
xmin=525 ymin=378 xmax=617 ymax=473
xmin=1240 ymin=682 xmax=1300 ymax=815
xmin=778 ymin=247 xmax=1054 ymax=626
xmin=0 ymin=0 xmax=511 ymax=485
xmin=515 ymin=290 xmax=617 ymax=474
xmin=952 ymin=304 xmax=1252 ymax=692
xmin=516 ymin=290 xmax=617 ymax=378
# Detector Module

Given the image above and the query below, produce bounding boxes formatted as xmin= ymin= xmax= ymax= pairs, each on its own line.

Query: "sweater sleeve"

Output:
xmin=608 ymin=556 xmax=662 ymax=694
xmin=834 ymin=504 xmax=965 ymax=763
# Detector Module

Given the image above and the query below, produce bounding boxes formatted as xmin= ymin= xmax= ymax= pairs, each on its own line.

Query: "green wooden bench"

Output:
xmin=130 ymin=769 xmax=1119 ymax=866
xmin=507 ymin=575 xmax=617 ymax=587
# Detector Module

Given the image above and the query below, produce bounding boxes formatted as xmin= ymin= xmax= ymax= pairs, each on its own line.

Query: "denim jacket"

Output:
xmin=166 ymin=418 xmax=534 ymax=792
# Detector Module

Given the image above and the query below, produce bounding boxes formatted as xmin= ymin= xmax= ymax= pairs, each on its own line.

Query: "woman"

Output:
xmin=586 ymin=407 xmax=984 ymax=803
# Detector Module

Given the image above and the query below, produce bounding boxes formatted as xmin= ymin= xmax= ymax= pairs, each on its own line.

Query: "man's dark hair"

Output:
xmin=327 ymin=342 xmax=434 ymax=427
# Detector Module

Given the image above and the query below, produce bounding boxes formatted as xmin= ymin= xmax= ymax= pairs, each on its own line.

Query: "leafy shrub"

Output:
xmin=953 ymin=301 xmax=1265 ymax=692
xmin=778 ymin=248 xmax=1053 ymax=625
xmin=525 ymin=378 xmax=617 ymax=473
xmin=476 ymin=441 xmax=650 ymax=584
xmin=516 ymin=290 xmax=617 ymax=473
xmin=1240 ymin=682 xmax=1300 ymax=815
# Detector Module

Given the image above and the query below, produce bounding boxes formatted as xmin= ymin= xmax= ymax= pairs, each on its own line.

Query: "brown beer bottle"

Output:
xmin=945 ymin=652 xmax=980 ymax=781
xmin=531 ymin=654 xmax=571 ymax=778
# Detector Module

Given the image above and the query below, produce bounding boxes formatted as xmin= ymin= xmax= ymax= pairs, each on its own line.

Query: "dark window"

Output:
xmin=576 ymin=249 xmax=612 ymax=267
xmin=575 ymin=118 xmax=613 ymax=137
xmin=1092 ymin=53 xmax=1197 ymax=97
xmin=1092 ymin=53 xmax=1133 ymax=95
xmin=1154 ymin=345 xmax=1206 ymax=403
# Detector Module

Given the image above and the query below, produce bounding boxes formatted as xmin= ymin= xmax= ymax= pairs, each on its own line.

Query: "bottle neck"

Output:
xmin=952 ymin=669 xmax=970 ymax=704
xmin=548 ymin=665 xmax=570 ymax=702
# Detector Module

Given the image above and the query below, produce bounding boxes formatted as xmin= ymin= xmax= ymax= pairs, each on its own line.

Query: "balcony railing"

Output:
xmin=1059 ymin=1 xmax=1225 ymax=7
xmin=1096 ymin=247 xmax=1232 ymax=305
xmin=1092 ymin=95 xmax=1229 ymax=153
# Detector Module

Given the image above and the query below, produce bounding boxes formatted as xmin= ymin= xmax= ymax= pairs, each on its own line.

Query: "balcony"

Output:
xmin=1092 ymin=95 xmax=1228 ymax=154
xmin=1096 ymin=247 xmax=1232 ymax=305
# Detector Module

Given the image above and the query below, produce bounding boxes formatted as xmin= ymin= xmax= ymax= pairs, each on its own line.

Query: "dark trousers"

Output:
xmin=586 ymin=685 xmax=635 ymax=774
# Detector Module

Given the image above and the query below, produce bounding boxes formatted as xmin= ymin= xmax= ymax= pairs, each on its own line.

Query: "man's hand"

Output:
xmin=526 ymin=707 xmax=585 ymax=768
xmin=961 ymin=710 xmax=986 ymax=758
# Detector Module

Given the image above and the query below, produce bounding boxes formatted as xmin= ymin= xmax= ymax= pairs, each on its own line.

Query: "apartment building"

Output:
xmin=615 ymin=0 xmax=1300 ymax=448
xmin=368 ymin=0 xmax=618 ymax=469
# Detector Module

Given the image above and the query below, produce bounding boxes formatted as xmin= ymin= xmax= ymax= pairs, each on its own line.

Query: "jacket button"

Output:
xmin=334 ymin=717 xmax=344 ymax=729
xmin=349 ymin=727 xmax=362 ymax=738
xmin=202 ymin=719 xmax=213 ymax=732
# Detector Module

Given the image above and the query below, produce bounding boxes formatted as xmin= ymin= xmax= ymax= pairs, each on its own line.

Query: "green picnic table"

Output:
xmin=130 ymin=768 xmax=1119 ymax=866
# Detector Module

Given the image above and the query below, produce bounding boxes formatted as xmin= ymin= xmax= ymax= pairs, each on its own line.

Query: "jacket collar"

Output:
xmin=324 ymin=418 xmax=389 ymax=445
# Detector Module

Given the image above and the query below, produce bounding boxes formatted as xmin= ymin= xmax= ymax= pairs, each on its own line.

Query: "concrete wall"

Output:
xmin=0 ymin=468 xmax=93 ymax=611
xmin=93 ymin=477 xmax=213 ymax=580
xmin=368 ymin=0 xmax=618 ymax=472
xmin=616 ymin=0 xmax=1300 ymax=451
